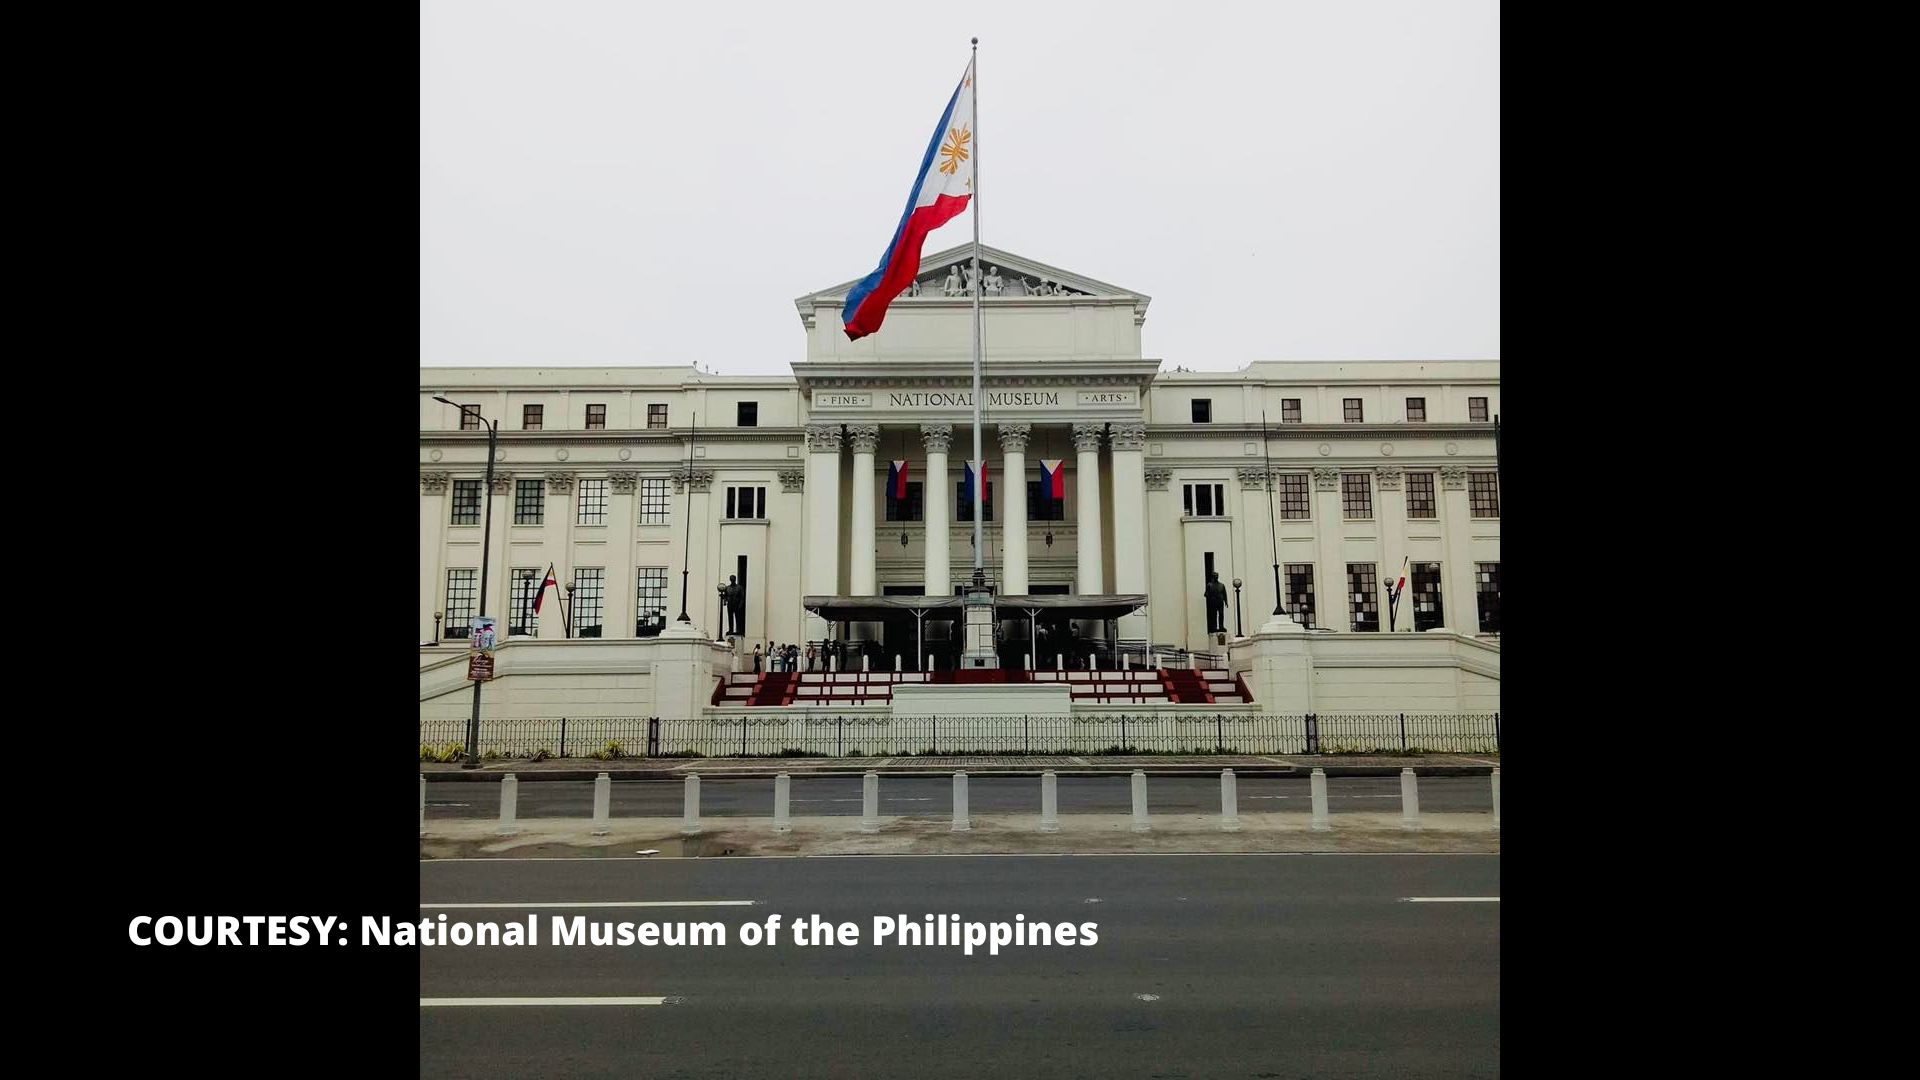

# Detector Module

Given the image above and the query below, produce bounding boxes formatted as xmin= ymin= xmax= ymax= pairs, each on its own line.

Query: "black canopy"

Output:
xmin=801 ymin=594 xmax=1147 ymax=621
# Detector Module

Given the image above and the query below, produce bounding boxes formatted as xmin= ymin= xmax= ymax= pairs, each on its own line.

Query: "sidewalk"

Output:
xmin=422 ymin=752 xmax=1499 ymax=781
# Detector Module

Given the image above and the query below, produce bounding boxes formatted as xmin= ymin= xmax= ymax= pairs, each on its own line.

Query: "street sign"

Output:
xmin=467 ymin=653 xmax=496 ymax=682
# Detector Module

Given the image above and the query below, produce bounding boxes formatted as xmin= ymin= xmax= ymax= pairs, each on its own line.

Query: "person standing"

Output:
xmin=753 ymin=643 xmax=763 ymax=673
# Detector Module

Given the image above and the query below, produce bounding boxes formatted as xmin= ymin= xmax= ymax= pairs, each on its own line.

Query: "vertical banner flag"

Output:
xmin=532 ymin=564 xmax=558 ymax=614
xmin=889 ymin=460 xmax=910 ymax=499
xmin=842 ymin=59 xmax=976 ymax=340
xmin=962 ymin=460 xmax=989 ymax=509
xmin=1039 ymin=459 xmax=1065 ymax=499
xmin=1389 ymin=557 xmax=1410 ymax=611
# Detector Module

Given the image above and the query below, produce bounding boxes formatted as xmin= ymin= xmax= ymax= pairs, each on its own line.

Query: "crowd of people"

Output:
xmin=749 ymin=641 xmax=815 ymax=672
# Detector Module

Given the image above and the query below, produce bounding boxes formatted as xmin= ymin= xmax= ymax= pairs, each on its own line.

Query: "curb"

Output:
xmin=422 ymin=764 xmax=1495 ymax=781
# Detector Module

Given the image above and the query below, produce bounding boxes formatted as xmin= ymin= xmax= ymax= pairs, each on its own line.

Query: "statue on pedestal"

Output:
xmin=984 ymin=266 xmax=1003 ymax=296
xmin=1204 ymin=572 xmax=1228 ymax=635
xmin=717 ymin=575 xmax=745 ymax=637
xmin=944 ymin=266 xmax=963 ymax=296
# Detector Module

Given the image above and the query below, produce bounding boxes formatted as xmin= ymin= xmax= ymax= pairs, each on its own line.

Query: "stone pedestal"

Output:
xmin=655 ymin=619 xmax=721 ymax=720
xmin=1228 ymin=610 xmax=1314 ymax=714
xmin=960 ymin=585 xmax=999 ymax=669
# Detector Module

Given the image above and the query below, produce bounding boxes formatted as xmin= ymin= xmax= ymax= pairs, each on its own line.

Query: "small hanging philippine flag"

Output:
xmin=531 ymin=565 xmax=559 ymax=614
xmin=888 ymin=460 xmax=911 ymax=499
xmin=1038 ymin=459 xmax=1065 ymax=499
xmin=961 ymin=460 xmax=988 ymax=507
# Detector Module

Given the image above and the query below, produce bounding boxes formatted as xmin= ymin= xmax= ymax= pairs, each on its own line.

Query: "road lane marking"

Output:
xmin=420 ymin=900 xmax=755 ymax=909
xmin=1400 ymin=897 xmax=1500 ymax=903
xmin=422 ymin=997 xmax=669 ymax=1007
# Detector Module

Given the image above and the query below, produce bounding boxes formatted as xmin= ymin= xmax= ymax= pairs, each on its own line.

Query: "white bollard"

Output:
xmin=926 ymin=653 xmax=934 ymax=673
xmin=1220 ymin=769 xmax=1240 ymax=832
xmin=952 ymin=771 xmax=971 ymax=831
xmin=893 ymin=654 xmax=901 ymax=673
xmin=774 ymin=773 xmax=791 ymax=834
xmin=1056 ymin=654 xmax=1063 ymax=671
xmin=830 ymin=653 xmax=838 ymax=672
xmin=1131 ymin=770 xmax=1150 ymax=832
xmin=1040 ymin=770 xmax=1059 ymax=833
xmin=498 ymin=774 xmax=519 ymax=836
xmin=1491 ymin=768 xmax=1500 ymax=830
xmin=1122 ymin=653 xmax=1131 ymax=670
xmin=862 ymin=654 xmax=870 ymax=672
xmin=591 ymin=772 xmax=611 ymax=835
xmin=682 ymin=773 xmax=702 ymax=835
xmin=1026 ymin=654 xmax=1033 ymax=671
xmin=420 ymin=775 xmax=427 ymax=837
xmin=861 ymin=770 xmax=880 ymax=833
xmin=1400 ymin=768 xmax=1420 ymax=831
xmin=1310 ymin=768 xmax=1330 ymax=831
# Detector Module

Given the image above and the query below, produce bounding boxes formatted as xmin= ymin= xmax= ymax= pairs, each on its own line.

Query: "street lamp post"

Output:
xmin=1384 ymin=584 xmax=1396 ymax=632
xmin=433 ymin=396 xmax=497 ymax=770
xmin=1231 ymin=578 xmax=1243 ymax=637
xmin=433 ymin=611 xmax=442 ymax=643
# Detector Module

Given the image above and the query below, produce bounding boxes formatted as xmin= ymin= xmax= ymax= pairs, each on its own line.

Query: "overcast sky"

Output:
xmin=421 ymin=0 xmax=1498 ymax=373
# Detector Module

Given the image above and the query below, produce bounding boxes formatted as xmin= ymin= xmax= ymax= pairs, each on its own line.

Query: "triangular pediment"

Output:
xmin=796 ymin=244 xmax=1149 ymax=306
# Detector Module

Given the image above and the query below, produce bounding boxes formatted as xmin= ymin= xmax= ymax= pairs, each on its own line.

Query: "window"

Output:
xmin=458 ymin=409 xmax=480 ymax=432
xmin=957 ymin=481 xmax=994 ymax=522
xmin=1278 ymin=473 xmax=1310 ymax=519
xmin=514 ymin=479 xmax=544 ymax=525
xmin=1343 ymin=398 xmax=1364 ymax=423
xmin=639 ymin=478 xmax=670 ymax=525
xmin=444 ymin=569 xmax=476 ymax=637
xmin=585 ymin=404 xmax=606 ymax=430
xmin=1182 ymin=482 xmax=1226 ymax=517
xmin=1412 ymin=563 xmax=1444 ymax=631
xmin=1476 ymin=562 xmax=1501 ymax=633
xmin=1341 ymin=473 xmax=1372 ymax=520
xmin=648 ymin=404 xmax=668 ymax=429
xmin=1281 ymin=398 xmax=1301 ymax=423
xmin=522 ymin=404 xmax=543 ymax=430
xmin=450 ymin=480 xmax=482 ymax=525
xmin=1191 ymin=399 xmax=1212 ymax=423
xmin=724 ymin=486 xmax=767 ymax=520
xmin=636 ymin=567 xmax=669 ymax=632
xmin=1469 ymin=397 xmax=1489 ymax=422
xmin=1405 ymin=397 xmax=1426 ymax=422
xmin=576 ymin=479 xmax=608 ymax=525
xmin=1027 ymin=479 xmax=1065 ymax=521
xmin=886 ymin=481 xmax=923 ymax=522
xmin=737 ymin=401 xmax=758 ymax=427
xmin=1406 ymin=472 xmax=1437 ymax=519
xmin=572 ymin=569 xmax=604 ymax=637
xmin=1347 ymin=563 xmax=1379 ymax=632
xmin=509 ymin=570 xmax=542 ymax=636
xmin=1470 ymin=471 xmax=1500 ymax=518
xmin=1284 ymin=563 xmax=1316 ymax=629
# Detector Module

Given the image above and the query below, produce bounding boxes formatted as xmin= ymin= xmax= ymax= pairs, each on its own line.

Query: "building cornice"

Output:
xmin=1146 ymin=423 xmax=1492 ymax=440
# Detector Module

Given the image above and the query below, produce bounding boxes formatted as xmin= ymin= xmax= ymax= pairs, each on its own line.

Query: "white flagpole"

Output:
xmin=968 ymin=38 xmax=984 ymax=588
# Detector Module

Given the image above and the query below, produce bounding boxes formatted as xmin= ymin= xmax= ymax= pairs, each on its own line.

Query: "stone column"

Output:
xmin=1438 ymin=465 xmax=1476 ymax=632
xmin=420 ymin=472 xmax=449 ymax=642
xmin=540 ymin=473 xmax=575 ymax=638
xmin=487 ymin=472 xmax=514 ymax=629
xmin=803 ymin=425 xmax=843 ymax=640
xmin=607 ymin=471 xmax=638 ymax=638
xmin=1307 ymin=467 xmax=1342 ymax=631
xmin=922 ymin=423 xmax=952 ymax=597
xmin=998 ymin=423 xmax=1031 ymax=595
xmin=1375 ymin=466 xmax=1407 ymax=633
xmin=847 ymin=424 xmax=880 ymax=595
xmin=1072 ymin=423 xmax=1106 ymax=594
xmin=1108 ymin=422 xmax=1149 ymax=642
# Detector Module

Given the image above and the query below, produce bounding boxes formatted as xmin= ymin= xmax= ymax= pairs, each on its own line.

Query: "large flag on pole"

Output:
xmin=888 ymin=460 xmax=911 ymax=499
xmin=842 ymin=59 xmax=976 ymax=341
xmin=531 ymin=564 xmax=559 ymax=614
xmin=961 ymin=460 xmax=988 ymax=510
xmin=1038 ymin=459 xmax=1065 ymax=499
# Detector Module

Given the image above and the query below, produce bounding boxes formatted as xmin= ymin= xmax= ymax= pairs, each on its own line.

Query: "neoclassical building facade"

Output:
xmin=419 ymin=245 xmax=1499 ymax=666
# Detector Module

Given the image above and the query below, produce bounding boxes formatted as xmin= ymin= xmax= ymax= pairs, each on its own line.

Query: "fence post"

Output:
xmin=837 ymin=717 xmax=844 ymax=758
xmin=1400 ymin=768 xmax=1420 ymax=831
xmin=861 ymin=770 xmax=880 ymax=832
xmin=682 ymin=773 xmax=701 ymax=835
xmin=1120 ymin=714 xmax=1128 ymax=750
xmin=1040 ymin=770 xmax=1059 ymax=833
xmin=561 ymin=717 xmax=568 ymax=758
xmin=774 ymin=773 xmax=791 ymax=834
xmin=498 ymin=774 xmax=519 ymax=835
xmin=932 ymin=715 xmax=937 ymax=755
xmin=1494 ymin=711 xmax=1500 ymax=753
xmin=1491 ymin=767 xmax=1500 ymax=830
xmin=1310 ymin=767 xmax=1330 ymax=831
xmin=1220 ymin=768 xmax=1240 ymax=832
xmin=952 ymin=771 xmax=970 ymax=832
xmin=1216 ymin=713 xmax=1224 ymax=752
xmin=645 ymin=717 xmax=658 ymax=758
xmin=1306 ymin=713 xmax=1319 ymax=755
xmin=1400 ymin=712 xmax=1408 ymax=753
xmin=1024 ymin=715 xmax=1030 ymax=753
xmin=1130 ymin=770 xmax=1150 ymax=832
xmin=420 ymin=775 xmax=427 ymax=838
xmin=591 ymin=772 xmax=611 ymax=836
xmin=741 ymin=718 xmax=748 ymax=757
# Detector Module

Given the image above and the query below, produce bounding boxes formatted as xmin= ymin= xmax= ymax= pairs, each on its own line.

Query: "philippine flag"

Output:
xmin=1038 ymin=459 xmax=1065 ymax=500
xmin=532 ymin=566 xmax=559 ymax=614
xmin=1389 ymin=557 xmax=1410 ymax=605
xmin=842 ymin=60 xmax=976 ymax=341
xmin=961 ymin=460 xmax=989 ymax=509
xmin=889 ymin=460 xmax=911 ymax=499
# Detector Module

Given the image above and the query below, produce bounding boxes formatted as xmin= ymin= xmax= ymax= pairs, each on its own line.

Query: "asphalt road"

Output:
xmin=418 ymin=853 xmax=1498 ymax=1078
xmin=424 ymin=775 xmax=1493 ymax=821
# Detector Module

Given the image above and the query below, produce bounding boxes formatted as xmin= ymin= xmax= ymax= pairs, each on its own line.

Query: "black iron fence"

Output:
xmin=420 ymin=712 xmax=1498 ymax=758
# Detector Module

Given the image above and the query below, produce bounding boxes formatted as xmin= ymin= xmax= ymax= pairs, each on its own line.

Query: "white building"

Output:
xmin=420 ymin=245 xmax=1499 ymax=731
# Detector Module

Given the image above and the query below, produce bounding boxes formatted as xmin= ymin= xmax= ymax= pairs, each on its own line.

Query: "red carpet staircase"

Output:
xmin=1160 ymin=668 xmax=1216 ymax=704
